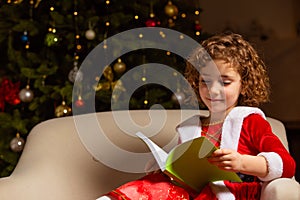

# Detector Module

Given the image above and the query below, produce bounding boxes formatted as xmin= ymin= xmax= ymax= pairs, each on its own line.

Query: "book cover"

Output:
xmin=136 ymin=132 xmax=242 ymax=192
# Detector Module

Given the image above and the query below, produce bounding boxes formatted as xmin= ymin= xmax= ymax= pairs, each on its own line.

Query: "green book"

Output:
xmin=136 ymin=132 xmax=242 ymax=192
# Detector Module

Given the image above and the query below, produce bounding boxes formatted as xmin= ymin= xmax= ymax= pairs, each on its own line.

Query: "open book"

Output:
xmin=136 ymin=132 xmax=242 ymax=192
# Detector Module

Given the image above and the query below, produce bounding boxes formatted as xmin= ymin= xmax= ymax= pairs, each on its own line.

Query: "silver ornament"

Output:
xmin=68 ymin=66 xmax=83 ymax=83
xmin=85 ymin=29 xmax=96 ymax=40
xmin=10 ymin=134 xmax=25 ymax=152
xmin=19 ymin=85 xmax=34 ymax=102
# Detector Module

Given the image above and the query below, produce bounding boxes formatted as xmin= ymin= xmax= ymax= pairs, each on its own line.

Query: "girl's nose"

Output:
xmin=209 ymin=81 xmax=223 ymax=96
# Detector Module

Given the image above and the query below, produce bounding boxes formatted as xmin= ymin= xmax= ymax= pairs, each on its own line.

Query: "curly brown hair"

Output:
xmin=185 ymin=32 xmax=270 ymax=107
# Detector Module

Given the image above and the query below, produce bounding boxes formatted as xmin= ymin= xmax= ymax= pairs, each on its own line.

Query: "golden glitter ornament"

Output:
xmin=55 ymin=101 xmax=72 ymax=117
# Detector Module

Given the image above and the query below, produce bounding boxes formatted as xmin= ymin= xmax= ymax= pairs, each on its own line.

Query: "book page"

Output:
xmin=165 ymin=137 xmax=242 ymax=192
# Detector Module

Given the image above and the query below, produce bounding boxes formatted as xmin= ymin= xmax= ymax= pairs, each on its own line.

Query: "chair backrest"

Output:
xmin=266 ymin=117 xmax=289 ymax=151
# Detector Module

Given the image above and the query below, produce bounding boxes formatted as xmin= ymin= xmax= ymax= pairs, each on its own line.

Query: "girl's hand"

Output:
xmin=207 ymin=149 xmax=243 ymax=172
xmin=207 ymin=149 xmax=268 ymax=177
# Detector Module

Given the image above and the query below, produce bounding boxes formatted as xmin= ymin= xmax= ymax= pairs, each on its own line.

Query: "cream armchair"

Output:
xmin=0 ymin=109 xmax=299 ymax=200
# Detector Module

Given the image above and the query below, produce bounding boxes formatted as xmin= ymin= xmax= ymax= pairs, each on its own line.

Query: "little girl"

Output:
xmin=98 ymin=32 xmax=296 ymax=199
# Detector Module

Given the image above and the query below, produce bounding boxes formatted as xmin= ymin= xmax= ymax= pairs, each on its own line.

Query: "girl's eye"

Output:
xmin=222 ymin=80 xmax=231 ymax=85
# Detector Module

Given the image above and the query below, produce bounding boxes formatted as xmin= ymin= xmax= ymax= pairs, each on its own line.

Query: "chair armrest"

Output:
xmin=261 ymin=178 xmax=300 ymax=200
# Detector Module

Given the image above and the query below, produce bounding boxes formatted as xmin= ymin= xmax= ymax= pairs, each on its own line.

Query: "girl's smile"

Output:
xmin=199 ymin=59 xmax=242 ymax=116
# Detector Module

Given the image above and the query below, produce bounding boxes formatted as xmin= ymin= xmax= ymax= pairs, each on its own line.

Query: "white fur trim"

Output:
xmin=220 ymin=106 xmax=265 ymax=150
xmin=210 ymin=181 xmax=235 ymax=200
xmin=257 ymin=152 xmax=283 ymax=181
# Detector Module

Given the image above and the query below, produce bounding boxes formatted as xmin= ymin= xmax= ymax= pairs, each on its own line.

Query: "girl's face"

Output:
xmin=199 ymin=59 xmax=242 ymax=116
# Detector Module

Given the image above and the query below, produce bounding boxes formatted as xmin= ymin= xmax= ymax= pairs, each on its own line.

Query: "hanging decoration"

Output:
xmin=85 ymin=21 xmax=96 ymax=40
xmin=113 ymin=58 xmax=126 ymax=74
xmin=55 ymin=100 xmax=72 ymax=117
xmin=145 ymin=18 xmax=157 ymax=27
xmin=164 ymin=1 xmax=179 ymax=17
xmin=20 ymin=31 xmax=29 ymax=43
xmin=0 ymin=78 xmax=21 ymax=111
xmin=10 ymin=133 xmax=25 ymax=153
xmin=68 ymin=54 xmax=83 ymax=83
xmin=19 ymin=84 xmax=34 ymax=103
xmin=74 ymin=95 xmax=85 ymax=107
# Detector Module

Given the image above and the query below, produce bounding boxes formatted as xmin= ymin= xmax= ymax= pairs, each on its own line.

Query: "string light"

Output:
xmin=194 ymin=0 xmax=202 ymax=36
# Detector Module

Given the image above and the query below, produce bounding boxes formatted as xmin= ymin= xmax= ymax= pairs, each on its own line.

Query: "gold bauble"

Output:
xmin=113 ymin=58 xmax=126 ymax=74
xmin=164 ymin=1 xmax=178 ymax=17
xmin=55 ymin=101 xmax=72 ymax=117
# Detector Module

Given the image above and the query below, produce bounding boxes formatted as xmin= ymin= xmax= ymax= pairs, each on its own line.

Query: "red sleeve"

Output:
xmin=240 ymin=114 xmax=296 ymax=179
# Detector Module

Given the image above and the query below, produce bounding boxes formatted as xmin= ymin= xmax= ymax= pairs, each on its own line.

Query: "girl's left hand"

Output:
xmin=207 ymin=149 xmax=243 ymax=172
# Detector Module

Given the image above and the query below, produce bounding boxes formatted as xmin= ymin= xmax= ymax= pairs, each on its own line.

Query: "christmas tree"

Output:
xmin=0 ymin=0 xmax=207 ymax=177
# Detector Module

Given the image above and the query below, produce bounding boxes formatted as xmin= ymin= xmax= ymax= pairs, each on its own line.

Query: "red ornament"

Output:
xmin=194 ymin=20 xmax=202 ymax=31
xmin=75 ymin=96 xmax=85 ymax=107
xmin=194 ymin=24 xmax=202 ymax=31
xmin=145 ymin=19 xmax=157 ymax=27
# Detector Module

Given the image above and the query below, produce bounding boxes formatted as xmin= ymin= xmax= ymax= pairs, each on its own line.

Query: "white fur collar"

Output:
xmin=176 ymin=106 xmax=266 ymax=150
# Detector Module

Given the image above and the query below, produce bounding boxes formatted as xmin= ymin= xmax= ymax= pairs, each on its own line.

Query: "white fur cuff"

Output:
xmin=257 ymin=152 xmax=283 ymax=181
